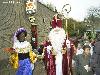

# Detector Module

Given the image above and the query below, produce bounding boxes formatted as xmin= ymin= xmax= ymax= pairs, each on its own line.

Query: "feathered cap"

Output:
xmin=13 ymin=27 xmax=27 ymax=43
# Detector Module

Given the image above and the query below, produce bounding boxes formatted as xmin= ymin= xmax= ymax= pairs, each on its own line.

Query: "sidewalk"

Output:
xmin=0 ymin=59 xmax=16 ymax=75
xmin=0 ymin=58 xmax=46 ymax=75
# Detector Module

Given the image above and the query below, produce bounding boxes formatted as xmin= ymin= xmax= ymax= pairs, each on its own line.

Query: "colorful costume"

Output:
xmin=43 ymin=39 xmax=74 ymax=75
xmin=9 ymin=28 xmax=37 ymax=75
xmin=43 ymin=14 xmax=74 ymax=75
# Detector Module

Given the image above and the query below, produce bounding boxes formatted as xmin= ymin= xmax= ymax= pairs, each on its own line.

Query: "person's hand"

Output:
xmin=62 ymin=47 xmax=67 ymax=54
xmin=51 ymin=50 xmax=57 ymax=55
xmin=62 ymin=49 xmax=66 ymax=54
xmin=88 ymin=67 xmax=91 ymax=71
xmin=84 ymin=65 xmax=91 ymax=72
xmin=3 ymin=48 xmax=15 ymax=53
xmin=37 ymin=54 xmax=44 ymax=59
xmin=72 ymin=59 xmax=76 ymax=68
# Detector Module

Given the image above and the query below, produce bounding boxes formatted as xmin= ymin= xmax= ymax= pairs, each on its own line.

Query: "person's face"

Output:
xmin=84 ymin=48 xmax=90 ymax=55
xmin=78 ymin=44 xmax=82 ymax=49
xmin=17 ymin=32 xmax=26 ymax=42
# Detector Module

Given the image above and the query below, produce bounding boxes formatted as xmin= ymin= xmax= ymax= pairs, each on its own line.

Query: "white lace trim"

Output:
xmin=13 ymin=41 xmax=32 ymax=53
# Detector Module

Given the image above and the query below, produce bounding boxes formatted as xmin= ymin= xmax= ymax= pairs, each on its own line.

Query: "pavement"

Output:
xmin=0 ymin=58 xmax=46 ymax=75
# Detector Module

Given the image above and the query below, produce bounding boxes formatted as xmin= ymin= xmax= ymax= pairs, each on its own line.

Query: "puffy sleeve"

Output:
xmin=29 ymin=43 xmax=37 ymax=63
xmin=9 ymin=53 xmax=18 ymax=69
xmin=29 ymin=50 xmax=37 ymax=63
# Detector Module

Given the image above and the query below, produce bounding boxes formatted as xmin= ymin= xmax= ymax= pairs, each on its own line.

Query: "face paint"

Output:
xmin=17 ymin=32 xmax=26 ymax=42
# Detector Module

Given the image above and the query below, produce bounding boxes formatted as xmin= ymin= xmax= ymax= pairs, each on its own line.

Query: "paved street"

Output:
xmin=0 ymin=58 xmax=46 ymax=75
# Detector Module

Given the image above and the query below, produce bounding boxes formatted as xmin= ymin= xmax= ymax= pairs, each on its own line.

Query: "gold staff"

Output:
xmin=61 ymin=4 xmax=71 ymax=39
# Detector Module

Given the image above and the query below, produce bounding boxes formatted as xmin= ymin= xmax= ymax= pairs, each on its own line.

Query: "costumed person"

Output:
xmin=43 ymin=14 xmax=74 ymax=75
xmin=9 ymin=28 xmax=37 ymax=75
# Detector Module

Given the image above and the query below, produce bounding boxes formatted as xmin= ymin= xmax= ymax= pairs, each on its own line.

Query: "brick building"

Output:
xmin=0 ymin=0 xmax=56 ymax=59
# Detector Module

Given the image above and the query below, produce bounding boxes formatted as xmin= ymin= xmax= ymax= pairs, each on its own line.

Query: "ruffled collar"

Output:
xmin=13 ymin=41 xmax=30 ymax=48
xmin=13 ymin=41 xmax=31 ymax=53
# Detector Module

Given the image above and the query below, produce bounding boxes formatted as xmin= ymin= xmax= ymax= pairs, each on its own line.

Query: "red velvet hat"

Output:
xmin=51 ymin=14 xmax=62 ymax=28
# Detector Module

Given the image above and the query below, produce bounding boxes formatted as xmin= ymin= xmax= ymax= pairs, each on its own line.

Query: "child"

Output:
xmin=74 ymin=45 xmax=93 ymax=75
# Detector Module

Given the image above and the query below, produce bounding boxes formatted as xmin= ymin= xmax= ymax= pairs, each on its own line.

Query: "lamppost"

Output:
xmin=61 ymin=4 xmax=71 ymax=39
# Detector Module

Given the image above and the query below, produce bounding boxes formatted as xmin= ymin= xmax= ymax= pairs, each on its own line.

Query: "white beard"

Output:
xmin=49 ymin=27 xmax=65 ymax=75
xmin=48 ymin=27 xmax=66 ymax=53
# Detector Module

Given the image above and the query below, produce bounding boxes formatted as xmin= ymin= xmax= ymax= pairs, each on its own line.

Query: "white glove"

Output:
xmin=66 ymin=39 xmax=71 ymax=49
xmin=84 ymin=65 xmax=91 ymax=72
xmin=72 ymin=59 xmax=76 ymax=67
xmin=47 ymin=45 xmax=52 ymax=54
xmin=31 ymin=63 xmax=34 ymax=70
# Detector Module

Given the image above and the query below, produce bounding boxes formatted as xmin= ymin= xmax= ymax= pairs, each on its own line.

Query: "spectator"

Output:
xmin=76 ymin=43 xmax=83 ymax=55
xmin=74 ymin=45 xmax=93 ymax=75
xmin=91 ymin=35 xmax=100 ymax=75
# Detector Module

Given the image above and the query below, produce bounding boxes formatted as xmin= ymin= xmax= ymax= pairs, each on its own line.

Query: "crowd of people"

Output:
xmin=36 ymin=14 xmax=99 ymax=75
xmin=5 ymin=14 xmax=100 ymax=75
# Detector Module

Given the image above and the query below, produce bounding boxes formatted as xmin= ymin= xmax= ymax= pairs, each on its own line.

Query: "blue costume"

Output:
xmin=9 ymin=28 xmax=37 ymax=75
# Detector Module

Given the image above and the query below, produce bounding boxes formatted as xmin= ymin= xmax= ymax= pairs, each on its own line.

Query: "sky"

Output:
xmin=39 ymin=0 xmax=100 ymax=21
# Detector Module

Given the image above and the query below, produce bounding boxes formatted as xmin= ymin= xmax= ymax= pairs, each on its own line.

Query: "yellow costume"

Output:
xmin=9 ymin=41 xmax=37 ymax=69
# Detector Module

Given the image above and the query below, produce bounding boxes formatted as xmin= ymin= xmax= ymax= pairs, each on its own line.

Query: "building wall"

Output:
xmin=0 ymin=0 xmax=31 ymax=59
xmin=34 ymin=2 xmax=56 ymax=45
xmin=0 ymin=0 xmax=55 ymax=59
